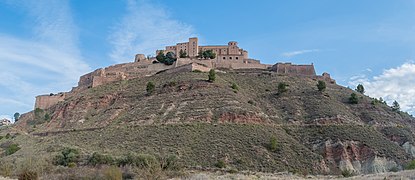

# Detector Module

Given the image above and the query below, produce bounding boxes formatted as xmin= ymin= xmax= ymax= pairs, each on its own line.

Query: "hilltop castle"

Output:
xmin=34 ymin=37 xmax=334 ymax=110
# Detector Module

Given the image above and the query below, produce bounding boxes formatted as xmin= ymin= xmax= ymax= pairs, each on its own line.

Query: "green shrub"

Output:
xmin=44 ymin=113 xmax=51 ymax=121
xmin=231 ymin=83 xmax=239 ymax=91
xmin=5 ymin=144 xmax=20 ymax=155
xmin=0 ymin=136 xmax=3 ymax=140
xmin=349 ymin=93 xmax=359 ymax=104
xmin=317 ymin=80 xmax=326 ymax=92
xmin=88 ymin=152 xmax=114 ymax=166
xmin=277 ymin=82 xmax=288 ymax=94
xmin=341 ymin=169 xmax=354 ymax=177
xmin=159 ymin=155 xmax=181 ymax=170
xmin=146 ymin=82 xmax=155 ymax=94
xmin=192 ymin=69 xmax=202 ymax=73
xmin=269 ymin=136 xmax=279 ymax=152
xmin=389 ymin=166 xmax=399 ymax=172
xmin=18 ymin=169 xmax=38 ymax=180
xmin=405 ymin=160 xmax=415 ymax=170
xmin=103 ymin=166 xmax=122 ymax=180
xmin=55 ymin=148 xmax=80 ymax=166
xmin=67 ymin=162 xmax=77 ymax=168
xmin=117 ymin=154 xmax=157 ymax=168
xmin=5 ymin=133 xmax=11 ymax=139
xmin=214 ymin=160 xmax=226 ymax=168
xmin=208 ymin=69 xmax=216 ymax=82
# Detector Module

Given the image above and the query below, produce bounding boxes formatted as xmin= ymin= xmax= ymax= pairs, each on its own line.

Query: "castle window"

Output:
xmin=229 ymin=57 xmax=232 ymax=59
xmin=223 ymin=57 xmax=226 ymax=60
xmin=236 ymin=57 xmax=239 ymax=60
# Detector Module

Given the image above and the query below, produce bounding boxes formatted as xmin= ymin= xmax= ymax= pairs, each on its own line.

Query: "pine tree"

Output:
xmin=392 ymin=100 xmax=400 ymax=112
xmin=356 ymin=84 xmax=365 ymax=94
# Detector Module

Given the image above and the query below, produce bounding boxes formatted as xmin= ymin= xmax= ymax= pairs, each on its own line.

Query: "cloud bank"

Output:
xmin=348 ymin=62 xmax=415 ymax=115
xmin=109 ymin=0 xmax=196 ymax=63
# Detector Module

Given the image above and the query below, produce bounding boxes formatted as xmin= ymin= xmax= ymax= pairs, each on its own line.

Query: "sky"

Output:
xmin=1 ymin=0 xmax=415 ymax=121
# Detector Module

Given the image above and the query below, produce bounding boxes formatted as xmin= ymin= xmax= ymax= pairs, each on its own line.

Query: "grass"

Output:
xmin=3 ymin=69 xmax=415 ymax=177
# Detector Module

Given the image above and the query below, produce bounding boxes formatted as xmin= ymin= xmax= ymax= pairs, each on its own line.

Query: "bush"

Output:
xmin=5 ymin=133 xmax=11 ymax=139
xmin=55 ymin=148 xmax=80 ymax=166
xmin=215 ymin=160 xmax=226 ymax=168
xmin=5 ymin=144 xmax=20 ymax=155
xmin=208 ymin=69 xmax=216 ymax=82
xmin=317 ymin=80 xmax=326 ymax=92
xmin=389 ymin=166 xmax=399 ymax=172
xmin=231 ymin=83 xmax=239 ymax=91
xmin=349 ymin=93 xmax=359 ymax=104
xmin=159 ymin=155 xmax=181 ymax=170
xmin=146 ymin=82 xmax=155 ymax=94
xmin=341 ymin=169 xmax=354 ymax=177
xmin=88 ymin=152 xmax=114 ymax=166
xmin=269 ymin=137 xmax=279 ymax=152
xmin=117 ymin=154 xmax=158 ymax=168
xmin=18 ymin=169 xmax=38 ymax=180
xmin=67 ymin=162 xmax=77 ymax=168
xmin=405 ymin=160 xmax=415 ymax=170
xmin=277 ymin=82 xmax=288 ymax=94
xmin=192 ymin=69 xmax=202 ymax=73
xmin=103 ymin=166 xmax=122 ymax=180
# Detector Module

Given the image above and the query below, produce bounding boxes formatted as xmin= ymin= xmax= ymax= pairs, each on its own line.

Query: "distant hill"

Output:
xmin=1 ymin=69 xmax=415 ymax=178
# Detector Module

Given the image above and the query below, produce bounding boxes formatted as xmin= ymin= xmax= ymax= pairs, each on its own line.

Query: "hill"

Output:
xmin=1 ymin=69 xmax=415 ymax=179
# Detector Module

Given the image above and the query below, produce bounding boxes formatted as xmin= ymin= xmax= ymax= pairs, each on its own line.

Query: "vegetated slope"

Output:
xmin=7 ymin=69 xmax=415 ymax=175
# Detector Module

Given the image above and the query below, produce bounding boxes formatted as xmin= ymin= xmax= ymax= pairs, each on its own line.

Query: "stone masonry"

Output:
xmin=33 ymin=37 xmax=334 ymax=110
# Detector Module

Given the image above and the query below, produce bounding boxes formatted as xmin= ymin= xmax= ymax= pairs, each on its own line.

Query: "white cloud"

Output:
xmin=348 ymin=62 xmax=415 ymax=115
xmin=0 ymin=0 xmax=90 ymax=116
xmin=281 ymin=49 xmax=321 ymax=58
xmin=109 ymin=0 xmax=197 ymax=63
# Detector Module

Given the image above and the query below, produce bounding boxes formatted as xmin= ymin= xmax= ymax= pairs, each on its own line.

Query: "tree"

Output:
xmin=164 ymin=52 xmax=177 ymax=65
xmin=179 ymin=49 xmax=188 ymax=58
xmin=202 ymin=50 xmax=216 ymax=59
xmin=146 ymin=82 xmax=155 ymax=94
xmin=156 ymin=51 xmax=166 ymax=63
xmin=208 ymin=69 xmax=216 ymax=82
xmin=356 ymin=84 xmax=365 ymax=94
xmin=13 ymin=112 xmax=20 ymax=122
xmin=317 ymin=80 xmax=326 ymax=92
xmin=349 ymin=93 xmax=359 ymax=104
xmin=392 ymin=100 xmax=400 ymax=112
xmin=277 ymin=82 xmax=288 ymax=94
xmin=197 ymin=50 xmax=203 ymax=59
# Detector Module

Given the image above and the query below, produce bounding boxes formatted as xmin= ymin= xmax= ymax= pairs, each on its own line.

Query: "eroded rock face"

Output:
xmin=402 ymin=142 xmax=415 ymax=158
xmin=319 ymin=139 xmax=398 ymax=174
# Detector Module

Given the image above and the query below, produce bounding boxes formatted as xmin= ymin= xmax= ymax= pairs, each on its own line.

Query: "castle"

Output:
xmin=157 ymin=37 xmax=248 ymax=61
xmin=34 ymin=37 xmax=334 ymax=110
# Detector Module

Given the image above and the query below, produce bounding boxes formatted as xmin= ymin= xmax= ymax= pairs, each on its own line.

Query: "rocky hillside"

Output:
xmin=2 ymin=69 xmax=415 ymax=177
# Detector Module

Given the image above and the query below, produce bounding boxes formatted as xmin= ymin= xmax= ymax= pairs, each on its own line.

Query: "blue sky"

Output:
xmin=1 ymin=0 xmax=415 ymax=120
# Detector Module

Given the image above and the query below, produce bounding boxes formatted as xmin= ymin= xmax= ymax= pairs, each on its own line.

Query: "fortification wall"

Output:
xmin=35 ymin=93 xmax=66 ymax=109
xmin=271 ymin=63 xmax=316 ymax=76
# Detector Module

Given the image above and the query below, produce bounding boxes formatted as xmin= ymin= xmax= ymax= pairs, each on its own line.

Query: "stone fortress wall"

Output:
xmin=35 ymin=93 xmax=66 ymax=109
xmin=34 ymin=37 xmax=335 ymax=110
